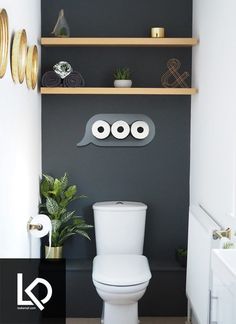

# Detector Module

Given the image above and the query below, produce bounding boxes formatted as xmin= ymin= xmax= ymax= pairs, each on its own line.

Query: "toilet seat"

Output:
xmin=93 ymin=279 xmax=149 ymax=295
xmin=92 ymin=254 xmax=151 ymax=287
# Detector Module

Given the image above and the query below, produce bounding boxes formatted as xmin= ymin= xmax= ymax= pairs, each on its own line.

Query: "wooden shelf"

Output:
xmin=41 ymin=37 xmax=198 ymax=47
xmin=41 ymin=87 xmax=197 ymax=95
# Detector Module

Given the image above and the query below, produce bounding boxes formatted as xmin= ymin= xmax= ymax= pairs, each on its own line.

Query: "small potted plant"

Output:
xmin=113 ymin=67 xmax=132 ymax=88
xmin=40 ymin=173 xmax=93 ymax=259
xmin=175 ymin=248 xmax=187 ymax=268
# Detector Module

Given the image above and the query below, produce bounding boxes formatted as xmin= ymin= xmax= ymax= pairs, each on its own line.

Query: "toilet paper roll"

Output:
xmin=111 ymin=120 xmax=130 ymax=139
xmin=29 ymin=214 xmax=52 ymax=238
xmin=92 ymin=120 xmax=110 ymax=139
xmin=131 ymin=121 xmax=150 ymax=139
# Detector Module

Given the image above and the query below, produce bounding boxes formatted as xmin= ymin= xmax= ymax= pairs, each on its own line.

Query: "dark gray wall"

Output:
xmin=42 ymin=0 xmax=192 ymax=37
xmin=41 ymin=0 xmax=192 ymax=316
xmin=42 ymin=95 xmax=191 ymax=262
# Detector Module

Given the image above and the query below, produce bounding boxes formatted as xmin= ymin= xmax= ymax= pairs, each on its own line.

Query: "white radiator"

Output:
xmin=186 ymin=204 xmax=222 ymax=324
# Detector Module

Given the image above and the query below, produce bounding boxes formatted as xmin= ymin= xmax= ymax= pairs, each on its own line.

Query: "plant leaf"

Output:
xmin=60 ymin=173 xmax=68 ymax=191
xmin=72 ymin=217 xmax=84 ymax=225
xmin=76 ymin=195 xmax=87 ymax=199
xmin=58 ymin=208 xmax=67 ymax=216
xmin=51 ymin=231 xmax=60 ymax=246
xmin=46 ymin=197 xmax=59 ymax=216
xmin=58 ymin=233 xmax=76 ymax=245
xmin=77 ymin=224 xmax=94 ymax=229
xmin=61 ymin=211 xmax=75 ymax=223
xmin=72 ymin=217 xmax=93 ymax=228
xmin=58 ymin=229 xmax=91 ymax=245
xmin=53 ymin=178 xmax=62 ymax=196
xmin=114 ymin=67 xmax=131 ymax=80
xmin=43 ymin=174 xmax=54 ymax=187
xmin=40 ymin=179 xmax=50 ymax=198
xmin=51 ymin=219 xmax=61 ymax=232
xmin=39 ymin=203 xmax=46 ymax=208
xmin=74 ymin=230 xmax=91 ymax=240
xmin=65 ymin=185 xmax=77 ymax=199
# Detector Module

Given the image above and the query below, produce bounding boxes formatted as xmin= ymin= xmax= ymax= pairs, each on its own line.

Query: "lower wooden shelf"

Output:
xmin=40 ymin=87 xmax=197 ymax=95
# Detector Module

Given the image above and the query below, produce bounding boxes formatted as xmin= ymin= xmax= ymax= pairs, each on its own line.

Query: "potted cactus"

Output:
xmin=113 ymin=67 xmax=132 ymax=88
xmin=40 ymin=173 xmax=93 ymax=259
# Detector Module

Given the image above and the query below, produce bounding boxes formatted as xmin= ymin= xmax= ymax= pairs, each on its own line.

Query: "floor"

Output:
xmin=67 ymin=318 xmax=186 ymax=324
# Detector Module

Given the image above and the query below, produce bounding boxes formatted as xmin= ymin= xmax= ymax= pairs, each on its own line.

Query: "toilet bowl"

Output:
xmin=92 ymin=254 xmax=151 ymax=324
xmin=92 ymin=201 xmax=151 ymax=324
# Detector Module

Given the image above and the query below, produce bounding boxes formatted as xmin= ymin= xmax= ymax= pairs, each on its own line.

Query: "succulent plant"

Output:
xmin=113 ymin=67 xmax=131 ymax=80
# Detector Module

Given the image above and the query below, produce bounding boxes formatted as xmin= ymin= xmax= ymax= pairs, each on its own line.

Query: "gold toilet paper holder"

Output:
xmin=212 ymin=228 xmax=232 ymax=240
xmin=27 ymin=217 xmax=43 ymax=231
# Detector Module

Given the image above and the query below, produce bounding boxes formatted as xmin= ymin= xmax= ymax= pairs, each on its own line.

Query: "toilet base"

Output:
xmin=101 ymin=301 xmax=138 ymax=324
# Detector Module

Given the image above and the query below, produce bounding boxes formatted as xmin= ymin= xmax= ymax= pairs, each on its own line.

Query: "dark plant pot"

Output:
xmin=176 ymin=253 xmax=187 ymax=268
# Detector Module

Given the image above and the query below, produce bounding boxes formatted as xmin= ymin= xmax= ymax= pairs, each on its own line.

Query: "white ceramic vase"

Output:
xmin=114 ymin=80 xmax=132 ymax=88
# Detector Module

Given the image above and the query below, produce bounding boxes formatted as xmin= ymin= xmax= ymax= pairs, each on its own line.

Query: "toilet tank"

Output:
xmin=93 ymin=201 xmax=147 ymax=255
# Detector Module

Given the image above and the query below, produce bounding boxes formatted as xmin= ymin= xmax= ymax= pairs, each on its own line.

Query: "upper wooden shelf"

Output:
xmin=41 ymin=87 xmax=197 ymax=95
xmin=41 ymin=37 xmax=198 ymax=47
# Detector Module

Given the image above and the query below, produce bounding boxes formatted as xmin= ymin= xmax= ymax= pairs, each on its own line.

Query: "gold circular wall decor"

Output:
xmin=11 ymin=29 xmax=27 ymax=83
xmin=0 ymin=9 xmax=9 ymax=78
xmin=26 ymin=45 xmax=38 ymax=90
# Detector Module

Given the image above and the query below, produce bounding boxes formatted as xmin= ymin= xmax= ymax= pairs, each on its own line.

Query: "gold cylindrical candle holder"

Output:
xmin=151 ymin=27 xmax=165 ymax=38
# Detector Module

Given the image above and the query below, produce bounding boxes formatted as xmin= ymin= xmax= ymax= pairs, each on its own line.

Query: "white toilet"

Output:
xmin=92 ymin=201 xmax=152 ymax=324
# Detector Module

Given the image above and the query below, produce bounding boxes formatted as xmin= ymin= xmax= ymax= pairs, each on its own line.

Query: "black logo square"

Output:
xmin=0 ymin=259 xmax=65 ymax=324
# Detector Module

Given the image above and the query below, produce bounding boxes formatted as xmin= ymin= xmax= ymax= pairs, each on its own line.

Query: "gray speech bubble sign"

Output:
xmin=77 ymin=114 xmax=156 ymax=147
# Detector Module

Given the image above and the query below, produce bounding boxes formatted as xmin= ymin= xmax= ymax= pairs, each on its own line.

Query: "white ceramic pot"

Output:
xmin=114 ymin=80 xmax=132 ymax=88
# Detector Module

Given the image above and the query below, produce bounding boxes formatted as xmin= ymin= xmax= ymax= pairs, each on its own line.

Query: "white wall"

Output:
xmin=191 ymin=0 xmax=236 ymax=229
xmin=0 ymin=1 xmax=41 ymax=257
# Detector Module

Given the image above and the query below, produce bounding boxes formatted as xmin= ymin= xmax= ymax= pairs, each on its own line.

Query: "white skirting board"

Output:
xmin=186 ymin=205 xmax=221 ymax=324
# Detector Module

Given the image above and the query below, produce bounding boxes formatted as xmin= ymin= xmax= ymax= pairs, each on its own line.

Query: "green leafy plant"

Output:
xmin=113 ymin=67 xmax=131 ymax=80
xmin=40 ymin=173 xmax=93 ymax=247
xmin=175 ymin=248 xmax=187 ymax=268
xmin=176 ymin=248 xmax=187 ymax=257
xmin=223 ymin=242 xmax=235 ymax=249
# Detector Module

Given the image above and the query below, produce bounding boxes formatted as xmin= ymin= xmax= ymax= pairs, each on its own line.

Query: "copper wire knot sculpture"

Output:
xmin=161 ymin=58 xmax=190 ymax=88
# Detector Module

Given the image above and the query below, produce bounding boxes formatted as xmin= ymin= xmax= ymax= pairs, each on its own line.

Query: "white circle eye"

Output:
xmin=131 ymin=121 xmax=150 ymax=139
xmin=92 ymin=120 xmax=110 ymax=139
xmin=111 ymin=120 xmax=130 ymax=139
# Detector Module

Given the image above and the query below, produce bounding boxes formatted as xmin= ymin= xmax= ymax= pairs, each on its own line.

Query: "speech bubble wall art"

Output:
xmin=77 ymin=114 xmax=156 ymax=147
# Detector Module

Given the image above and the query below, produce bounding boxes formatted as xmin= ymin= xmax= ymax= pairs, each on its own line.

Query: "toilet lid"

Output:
xmin=93 ymin=201 xmax=147 ymax=211
xmin=92 ymin=255 xmax=151 ymax=286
